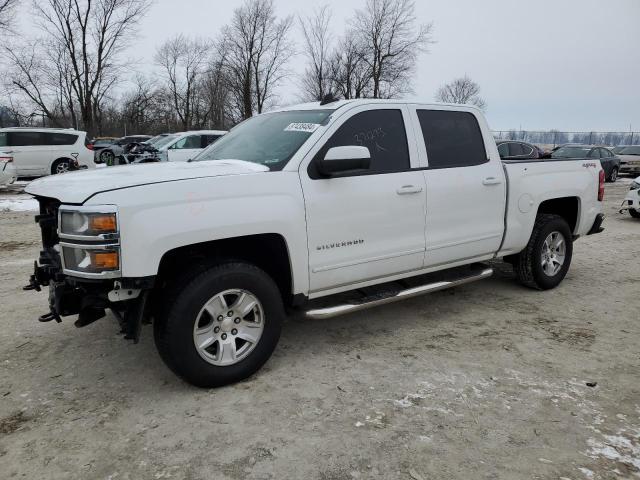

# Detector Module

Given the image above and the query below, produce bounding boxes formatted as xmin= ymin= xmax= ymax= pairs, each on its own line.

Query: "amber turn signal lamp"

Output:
xmin=90 ymin=251 xmax=119 ymax=270
xmin=89 ymin=214 xmax=117 ymax=233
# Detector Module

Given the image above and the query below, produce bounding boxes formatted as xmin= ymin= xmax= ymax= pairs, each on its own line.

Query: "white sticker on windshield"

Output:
xmin=284 ymin=122 xmax=320 ymax=133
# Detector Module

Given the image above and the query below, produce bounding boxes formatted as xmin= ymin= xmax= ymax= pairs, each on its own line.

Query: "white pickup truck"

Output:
xmin=24 ymin=100 xmax=605 ymax=387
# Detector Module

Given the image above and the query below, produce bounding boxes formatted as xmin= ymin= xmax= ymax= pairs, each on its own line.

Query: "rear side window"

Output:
xmin=0 ymin=132 xmax=6 ymax=147
xmin=417 ymin=110 xmax=487 ymax=169
xmin=313 ymin=109 xmax=410 ymax=175
xmin=508 ymin=143 xmax=525 ymax=157
xmin=7 ymin=131 xmax=45 ymax=146
xmin=43 ymin=132 xmax=78 ymax=145
xmin=588 ymin=149 xmax=601 ymax=159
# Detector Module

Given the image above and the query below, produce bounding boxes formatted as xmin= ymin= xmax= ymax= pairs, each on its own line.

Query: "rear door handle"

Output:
xmin=396 ymin=185 xmax=423 ymax=195
xmin=482 ymin=176 xmax=502 ymax=186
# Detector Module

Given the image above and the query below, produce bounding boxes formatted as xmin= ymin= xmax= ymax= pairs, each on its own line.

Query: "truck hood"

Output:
xmin=25 ymin=160 xmax=269 ymax=204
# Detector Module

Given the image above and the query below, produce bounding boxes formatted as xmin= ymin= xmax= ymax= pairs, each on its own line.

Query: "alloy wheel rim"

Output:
xmin=193 ymin=289 xmax=265 ymax=366
xmin=55 ymin=162 xmax=69 ymax=174
xmin=541 ymin=231 xmax=566 ymax=277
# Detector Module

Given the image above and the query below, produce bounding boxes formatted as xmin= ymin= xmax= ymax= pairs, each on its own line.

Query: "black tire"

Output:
xmin=51 ymin=158 xmax=71 ymax=175
xmin=154 ymin=261 xmax=284 ymax=388
xmin=101 ymin=150 xmax=115 ymax=166
xmin=630 ymin=209 xmax=640 ymax=219
xmin=514 ymin=214 xmax=573 ymax=290
xmin=607 ymin=167 xmax=618 ymax=182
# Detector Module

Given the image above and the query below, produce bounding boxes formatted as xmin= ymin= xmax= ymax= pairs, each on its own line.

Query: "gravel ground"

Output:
xmin=0 ymin=178 xmax=639 ymax=480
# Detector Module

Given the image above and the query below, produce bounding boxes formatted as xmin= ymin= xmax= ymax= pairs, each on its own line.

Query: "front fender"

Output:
xmin=86 ymin=172 xmax=309 ymax=295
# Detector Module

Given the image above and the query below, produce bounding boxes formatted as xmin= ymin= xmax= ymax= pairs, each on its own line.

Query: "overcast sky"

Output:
xmin=17 ymin=0 xmax=640 ymax=131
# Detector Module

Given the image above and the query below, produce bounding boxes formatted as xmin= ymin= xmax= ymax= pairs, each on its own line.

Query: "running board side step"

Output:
xmin=305 ymin=267 xmax=493 ymax=320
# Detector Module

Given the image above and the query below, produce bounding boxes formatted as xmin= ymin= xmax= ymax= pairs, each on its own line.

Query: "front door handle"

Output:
xmin=396 ymin=185 xmax=423 ymax=195
xmin=482 ymin=176 xmax=502 ymax=186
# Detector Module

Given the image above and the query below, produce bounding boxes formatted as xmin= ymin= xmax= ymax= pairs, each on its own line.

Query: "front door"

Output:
xmin=167 ymin=134 xmax=203 ymax=162
xmin=300 ymin=106 xmax=427 ymax=294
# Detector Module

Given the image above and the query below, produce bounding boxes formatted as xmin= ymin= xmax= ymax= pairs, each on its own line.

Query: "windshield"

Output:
xmin=551 ymin=146 xmax=592 ymax=158
xmin=619 ymin=146 xmax=640 ymax=155
xmin=154 ymin=134 xmax=179 ymax=149
xmin=194 ymin=110 xmax=333 ymax=170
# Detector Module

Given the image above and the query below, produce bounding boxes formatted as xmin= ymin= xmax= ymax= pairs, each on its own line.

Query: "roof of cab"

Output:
xmin=271 ymin=98 xmax=484 ymax=113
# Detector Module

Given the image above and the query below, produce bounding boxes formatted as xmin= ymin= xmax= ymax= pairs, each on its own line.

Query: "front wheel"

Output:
xmin=607 ymin=167 xmax=619 ymax=182
xmin=513 ymin=214 xmax=573 ymax=290
xmin=630 ymin=209 xmax=640 ymax=219
xmin=154 ymin=262 xmax=284 ymax=388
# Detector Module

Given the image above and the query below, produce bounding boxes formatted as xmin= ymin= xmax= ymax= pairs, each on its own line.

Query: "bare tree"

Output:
xmin=0 ymin=0 xmax=18 ymax=31
xmin=299 ymin=5 xmax=333 ymax=101
xmin=221 ymin=0 xmax=293 ymax=120
xmin=328 ymin=31 xmax=371 ymax=100
xmin=351 ymin=0 xmax=433 ymax=98
xmin=155 ymin=35 xmax=211 ymax=130
xmin=435 ymin=75 xmax=486 ymax=110
xmin=17 ymin=0 xmax=153 ymax=135
xmin=201 ymin=57 xmax=234 ymax=129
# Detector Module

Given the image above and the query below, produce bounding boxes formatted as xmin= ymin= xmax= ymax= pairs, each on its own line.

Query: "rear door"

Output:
xmin=300 ymin=105 xmax=427 ymax=294
xmin=413 ymin=108 xmax=507 ymax=267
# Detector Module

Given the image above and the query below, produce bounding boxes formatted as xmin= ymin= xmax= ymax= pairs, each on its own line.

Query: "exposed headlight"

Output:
xmin=61 ymin=245 xmax=120 ymax=274
xmin=59 ymin=206 xmax=118 ymax=238
xmin=630 ymin=181 xmax=640 ymax=191
xmin=57 ymin=205 xmax=121 ymax=278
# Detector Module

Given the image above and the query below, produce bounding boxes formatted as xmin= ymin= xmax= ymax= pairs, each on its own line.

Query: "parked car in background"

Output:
xmin=616 ymin=145 xmax=640 ymax=175
xmin=156 ymin=130 xmax=227 ymax=162
xmin=0 ymin=151 xmax=17 ymax=186
xmin=0 ymin=127 xmax=94 ymax=176
xmin=551 ymin=145 xmax=620 ymax=182
xmin=496 ymin=140 xmax=540 ymax=160
xmin=612 ymin=146 xmax=628 ymax=155
xmin=620 ymin=177 xmax=640 ymax=218
xmin=97 ymin=135 xmax=152 ymax=164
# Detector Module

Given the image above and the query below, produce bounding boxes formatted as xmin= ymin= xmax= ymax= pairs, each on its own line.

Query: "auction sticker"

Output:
xmin=284 ymin=123 xmax=320 ymax=133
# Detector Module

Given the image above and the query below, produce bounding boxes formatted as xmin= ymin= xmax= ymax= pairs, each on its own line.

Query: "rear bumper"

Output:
xmin=587 ymin=213 xmax=605 ymax=235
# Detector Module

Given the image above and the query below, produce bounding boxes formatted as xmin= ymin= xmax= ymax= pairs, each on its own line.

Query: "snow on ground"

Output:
xmin=0 ymin=194 xmax=39 ymax=212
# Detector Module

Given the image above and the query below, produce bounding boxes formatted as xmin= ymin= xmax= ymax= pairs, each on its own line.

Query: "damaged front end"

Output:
xmin=24 ymin=197 xmax=153 ymax=342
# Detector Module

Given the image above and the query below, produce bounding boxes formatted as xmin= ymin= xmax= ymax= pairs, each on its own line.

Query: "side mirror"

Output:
xmin=317 ymin=146 xmax=371 ymax=176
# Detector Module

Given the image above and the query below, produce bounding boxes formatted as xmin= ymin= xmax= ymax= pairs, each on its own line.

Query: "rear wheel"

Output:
xmin=514 ymin=214 xmax=573 ymax=290
xmin=101 ymin=150 xmax=115 ymax=166
xmin=630 ymin=209 xmax=640 ymax=219
xmin=51 ymin=158 xmax=71 ymax=175
xmin=154 ymin=262 xmax=284 ymax=388
xmin=607 ymin=167 xmax=619 ymax=182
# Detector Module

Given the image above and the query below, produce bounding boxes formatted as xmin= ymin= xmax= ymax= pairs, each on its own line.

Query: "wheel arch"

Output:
xmin=536 ymin=196 xmax=580 ymax=233
xmin=154 ymin=233 xmax=294 ymax=305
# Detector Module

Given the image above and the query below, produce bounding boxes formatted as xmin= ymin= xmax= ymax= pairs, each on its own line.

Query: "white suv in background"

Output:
xmin=0 ymin=127 xmax=95 ymax=176
xmin=157 ymin=130 xmax=227 ymax=162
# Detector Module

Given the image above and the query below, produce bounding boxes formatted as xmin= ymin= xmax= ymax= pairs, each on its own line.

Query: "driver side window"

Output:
xmin=310 ymin=109 xmax=410 ymax=177
xmin=172 ymin=135 xmax=201 ymax=149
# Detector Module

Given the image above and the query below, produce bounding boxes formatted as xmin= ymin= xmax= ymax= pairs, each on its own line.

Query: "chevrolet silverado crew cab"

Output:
xmin=23 ymin=100 xmax=606 ymax=388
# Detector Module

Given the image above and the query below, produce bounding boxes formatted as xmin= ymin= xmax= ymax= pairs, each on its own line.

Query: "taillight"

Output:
xmin=0 ymin=156 xmax=13 ymax=163
xmin=598 ymin=169 xmax=605 ymax=201
xmin=86 ymin=143 xmax=95 ymax=151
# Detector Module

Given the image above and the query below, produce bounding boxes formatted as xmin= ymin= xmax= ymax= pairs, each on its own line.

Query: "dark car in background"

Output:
xmin=496 ymin=140 xmax=540 ymax=160
xmin=551 ymin=145 xmax=620 ymax=182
